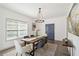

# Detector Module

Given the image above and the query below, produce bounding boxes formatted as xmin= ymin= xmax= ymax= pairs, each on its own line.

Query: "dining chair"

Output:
xmin=24 ymin=36 xmax=29 ymax=38
xmin=30 ymin=35 xmax=35 ymax=37
xmin=14 ymin=40 xmax=33 ymax=56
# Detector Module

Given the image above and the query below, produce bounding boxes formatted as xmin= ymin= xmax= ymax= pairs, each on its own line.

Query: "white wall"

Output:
xmin=0 ymin=6 xmax=33 ymax=51
xmin=37 ymin=16 xmax=67 ymax=41
xmin=68 ymin=33 xmax=79 ymax=56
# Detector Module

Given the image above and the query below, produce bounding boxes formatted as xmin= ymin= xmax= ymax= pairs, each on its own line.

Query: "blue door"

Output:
xmin=45 ymin=24 xmax=54 ymax=40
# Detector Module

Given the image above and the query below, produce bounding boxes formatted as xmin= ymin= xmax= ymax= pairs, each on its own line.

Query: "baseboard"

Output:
xmin=0 ymin=45 xmax=15 ymax=52
xmin=0 ymin=43 xmax=24 ymax=52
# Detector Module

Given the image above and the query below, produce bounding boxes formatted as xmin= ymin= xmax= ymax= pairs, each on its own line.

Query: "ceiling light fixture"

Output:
xmin=35 ymin=8 xmax=44 ymax=23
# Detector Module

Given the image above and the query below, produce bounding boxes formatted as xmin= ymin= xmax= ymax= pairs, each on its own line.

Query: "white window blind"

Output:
xmin=6 ymin=18 xmax=28 ymax=40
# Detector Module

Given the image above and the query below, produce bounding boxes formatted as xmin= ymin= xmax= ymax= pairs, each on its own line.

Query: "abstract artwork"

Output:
xmin=68 ymin=4 xmax=79 ymax=36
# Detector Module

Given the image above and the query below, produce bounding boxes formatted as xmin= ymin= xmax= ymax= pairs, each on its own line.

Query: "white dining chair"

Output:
xmin=14 ymin=40 xmax=33 ymax=56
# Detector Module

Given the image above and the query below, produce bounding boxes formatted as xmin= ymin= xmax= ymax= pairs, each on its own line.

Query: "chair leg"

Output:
xmin=16 ymin=53 xmax=23 ymax=56
xmin=16 ymin=53 xmax=18 ymax=56
xmin=21 ymin=54 xmax=22 ymax=56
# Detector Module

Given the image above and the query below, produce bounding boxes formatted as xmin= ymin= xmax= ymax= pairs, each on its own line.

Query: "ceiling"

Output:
xmin=0 ymin=3 xmax=73 ymax=19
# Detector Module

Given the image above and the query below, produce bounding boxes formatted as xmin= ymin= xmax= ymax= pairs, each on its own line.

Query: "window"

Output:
xmin=6 ymin=18 xmax=28 ymax=40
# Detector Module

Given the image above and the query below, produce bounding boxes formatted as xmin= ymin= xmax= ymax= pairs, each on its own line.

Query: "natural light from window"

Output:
xmin=6 ymin=18 xmax=28 ymax=40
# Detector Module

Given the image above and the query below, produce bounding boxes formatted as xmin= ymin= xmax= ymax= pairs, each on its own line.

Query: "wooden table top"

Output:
xmin=21 ymin=36 xmax=44 ymax=43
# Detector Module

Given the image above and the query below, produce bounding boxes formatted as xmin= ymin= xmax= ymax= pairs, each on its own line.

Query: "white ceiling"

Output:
xmin=0 ymin=3 xmax=72 ymax=19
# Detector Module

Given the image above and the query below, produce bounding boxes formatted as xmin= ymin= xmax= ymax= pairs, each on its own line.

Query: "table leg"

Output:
xmin=32 ymin=43 xmax=35 ymax=56
xmin=30 ymin=43 xmax=35 ymax=56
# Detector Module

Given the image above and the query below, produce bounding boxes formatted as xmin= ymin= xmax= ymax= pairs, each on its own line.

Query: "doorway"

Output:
xmin=45 ymin=24 xmax=55 ymax=41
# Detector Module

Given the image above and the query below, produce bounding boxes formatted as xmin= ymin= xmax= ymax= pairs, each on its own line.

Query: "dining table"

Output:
xmin=21 ymin=36 xmax=45 ymax=56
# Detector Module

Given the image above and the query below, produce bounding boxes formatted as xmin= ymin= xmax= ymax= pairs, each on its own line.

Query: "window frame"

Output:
xmin=6 ymin=18 xmax=28 ymax=40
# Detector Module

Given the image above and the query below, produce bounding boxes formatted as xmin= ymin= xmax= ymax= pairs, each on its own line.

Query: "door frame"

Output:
xmin=45 ymin=23 xmax=55 ymax=40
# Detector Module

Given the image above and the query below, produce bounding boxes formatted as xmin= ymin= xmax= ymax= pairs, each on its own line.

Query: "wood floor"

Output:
xmin=48 ymin=40 xmax=70 ymax=56
xmin=0 ymin=40 xmax=70 ymax=56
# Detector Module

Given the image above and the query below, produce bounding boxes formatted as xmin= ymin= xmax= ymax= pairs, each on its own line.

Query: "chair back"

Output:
xmin=14 ymin=40 xmax=24 ymax=55
xmin=24 ymin=36 xmax=29 ymax=38
xmin=30 ymin=35 xmax=34 ymax=37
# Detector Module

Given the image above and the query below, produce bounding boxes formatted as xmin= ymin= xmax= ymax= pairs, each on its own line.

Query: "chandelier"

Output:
xmin=35 ymin=8 xmax=44 ymax=23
